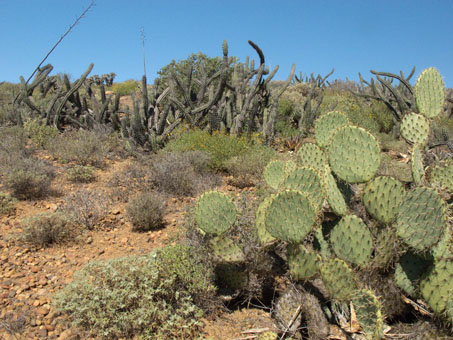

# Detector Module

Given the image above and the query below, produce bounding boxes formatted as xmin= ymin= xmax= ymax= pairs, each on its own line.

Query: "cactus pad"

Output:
xmin=396 ymin=187 xmax=447 ymax=251
xmin=195 ymin=191 xmax=236 ymax=235
xmin=395 ymin=251 xmax=432 ymax=297
xmin=320 ymin=258 xmax=357 ymax=301
xmin=210 ymin=235 xmax=245 ymax=263
xmin=314 ymin=111 xmax=351 ymax=148
xmin=287 ymin=244 xmax=320 ymax=280
xmin=328 ymin=126 xmax=381 ymax=183
xmin=296 ymin=142 xmax=327 ymax=172
xmin=411 ymin=144 xmax=425 ymax=185
xmin=281 ymin=166 xmax=324 ymax=211
xmin=255 ymin=195 xmax=277 ymax=247
xmin=420 ymin=257 xmax=453 ymax=314
xmin=428 ymin=161 xmax=453 ymax=194
xmin=330 ymin=215 xmax=373 ymax=266
xmin=363 ymin=176 xmax=405 ymax=224
xmin=215 ymin=263 xmax=249 ymax=291
xmin=263 ymin=160 xmax=286 ymax=189
xmin=322 ymin=165 xmax=348 ymax=216
xmin=265 ymin=190 xmax=317 ymax=243
xmin=400 ymin=113 xmax=430 ymax=145
xmin=352 ymin=289 xmax=384 ymax=340
xmin=415 ymin=67 xmax=445 ymax=118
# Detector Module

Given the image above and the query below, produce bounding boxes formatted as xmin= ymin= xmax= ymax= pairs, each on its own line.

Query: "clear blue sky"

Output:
xmin=2 ymin=0 xmax=452 ymax=87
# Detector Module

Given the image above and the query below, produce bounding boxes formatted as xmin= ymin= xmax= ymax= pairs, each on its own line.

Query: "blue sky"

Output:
xmin=1 ymin=0 xmax=452 ymax=87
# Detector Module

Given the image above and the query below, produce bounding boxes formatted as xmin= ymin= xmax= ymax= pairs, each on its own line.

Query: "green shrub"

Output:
xmin=163 ymin=128 xmax=257 ymax=171
xmin=20 ymin=212 xmax=76 ymax=247
xmin=0 ymin=192 xmax=17 ymax=215
xmin=111 ymin=79 xmax=138 ymax=96
xmin=54 ymin=244 xmax=217 ymax=340
xmin=23 ymin=118 xmax=58 ymax=148
xmin=369 ymin=101 xmax=395 ymax=133
xmin=126 ymin=192 xmax=165 ymax=232
xmin=3 ymin=158 xmax=55 ymax=199
xmin=224 ymin=145 xmax=276 ymax=187
xmin=65 ymin=165 xmax=96 ymax=183
xmin=151 ymin=151 xmax=220 ymax=196
xmin=47 ymin=128 xmax=116 ymax=167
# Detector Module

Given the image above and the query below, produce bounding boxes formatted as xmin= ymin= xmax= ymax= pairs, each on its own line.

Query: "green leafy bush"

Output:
xmin=65 ymin=165 xmax=96 ymax=183
xmin=2 ymin=158 xmax=55 ymax=199
xmin=0 ymin=192 xmax=17 ymax=215
xmin=54 ymin=244 xmax=217 ymax=340
xmin=151 ymin=151 xmax=221 ymax=196
xmin=23 ymin=118 xmax=58 ymax=148
xmin=369 ymin=101 xmax=395 ymax=133
xmin=163 ymin=128 xmax=257 ymax=171
xmin=20 ymin=212 xmax=77 ymax=247
xmin=126 ymin=192 xmax=166 ymax=232
xmin=111 ymin=79 xmax=138 ymax=96
xmin=47 ymin=128 xmax=116 ymax=167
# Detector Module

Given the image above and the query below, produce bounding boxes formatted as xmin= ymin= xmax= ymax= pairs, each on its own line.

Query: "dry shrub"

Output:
xmin=60 ymin=189 xmax=110 ymax=230
xmin=126 ymin=192 xmax=166 ymax=232
xmin=151 ymin=151 xmax=221 ymax=197
xmin=20 ymin=212 xmax=77 ymax=247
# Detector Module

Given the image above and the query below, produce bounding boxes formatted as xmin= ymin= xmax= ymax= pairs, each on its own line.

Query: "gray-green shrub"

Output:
xmin=53 ymin=244 xmax=217 ymax=340
xmin=126 ymin=192 xmax=165 ymax=232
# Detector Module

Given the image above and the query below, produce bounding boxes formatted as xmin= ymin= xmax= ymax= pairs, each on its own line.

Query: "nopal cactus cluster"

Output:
xmin=193 ymin=67 xmax=452 ymax=339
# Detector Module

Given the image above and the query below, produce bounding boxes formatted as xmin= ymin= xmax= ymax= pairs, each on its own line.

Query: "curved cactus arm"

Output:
xmin=54 ymin=63 xmax=94 ymax=128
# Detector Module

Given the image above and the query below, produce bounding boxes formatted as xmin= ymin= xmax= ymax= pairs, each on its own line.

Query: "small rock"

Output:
xmin=86 ymin=236 xmax=93 ymax=244
xmin=37 ymin=327 xmax=48 ymax=337
xmin=58 ymin=329 xmax=73 ymax=340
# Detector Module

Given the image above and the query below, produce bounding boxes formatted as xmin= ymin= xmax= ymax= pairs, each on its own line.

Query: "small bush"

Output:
xmin=164 ymin=128 xmax=257 ymax=171
xmin=23 ymin=118 xmax=58 ymax=148
xmin=53 ymin=244 xmax=217 ymax=340
xmin=2 ymin=158 xmax=55 ymax=199
xmin=0 ymin=192 xmax=17 ymax=215
xmin=20 ymin=212 xmax=76 ymax=247
xmin=126 ymin=192 xmax=165 ymax=232
xmin=47 ymin=128 xmax=117 ymax=168
xmin=369 ymin=101 xmax=395 ymax=133
xmin=111 ymin=79 xmax=138 ymax=96
xmin=224 ymin=145 xmax=276 ymax=187
xmin=0 ymin=126 xmax=29 ymax=166
xmin=65 ymin=165 xmax=96 ymax=183
xmin=60 ymin=189 xmax=110 ymax=230
xmin=151 ymin=151 xmax=221 ymax=196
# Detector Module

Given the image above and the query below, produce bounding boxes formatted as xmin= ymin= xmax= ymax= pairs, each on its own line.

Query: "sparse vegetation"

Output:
xmin=20 ymin=212 xmax=77 ymax=247
xmin=126 ymin=192 xmax=166 ymax=232
xmin=65 ymin=165 xmax=96 ymax=183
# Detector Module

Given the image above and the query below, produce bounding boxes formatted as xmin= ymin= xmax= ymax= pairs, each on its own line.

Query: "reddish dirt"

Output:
xmin=0 ymin=155 xmax=275 ymax=339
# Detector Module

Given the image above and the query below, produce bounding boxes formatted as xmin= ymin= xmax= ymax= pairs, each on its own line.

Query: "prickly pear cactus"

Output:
xmin=281 ymin=167 xmax=324 ymax=211
xmin=414 ymin=67 xmax=445 ymax=118
xmin=329 ymin=215 xmax=373 ymax=266
xmin=396 ymin=187 xmax=447 ymax=251
xmin=296 ymin=142 xmax=327 ymax=172
xmin=321 ymin=165 xmax=348 ymax=216
xmin=362 ymin=176 xmax=405 ymax=224
xmin=352 ymin=289 xmax=384 ymax=340
xmin=328 ymin=126 xmax=381 ymax=183
xmin=264 ymin=190 xmax=318 ymax=243
xmin=320 ymin=258 xmax=357 ymax=301
xmin=314 ymin=110 xmax=351 ymax=148
xmin=411 ymin=144 xmax=425 ymax=185
xmin=210 ymin=235 xmax=245 ymax=263
xmin=400 ymin=113 xmax=430 ymax=145
xmin=195 ymin=191 xmax=237 ymax=235
xmin=255 ymin=195 xmax=277 ymax=247
xmin=420 ymin=257 xmax=453 ymax=314
xmin=428 ymin=161 xmax=453 ymax=194
xmin=287 ymin=244 xmax=320 ymax=280
xmin=264 ymin=160 xmax=287 ymax=189
xmin=394 ymin=251 xmax=432 ymax=297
